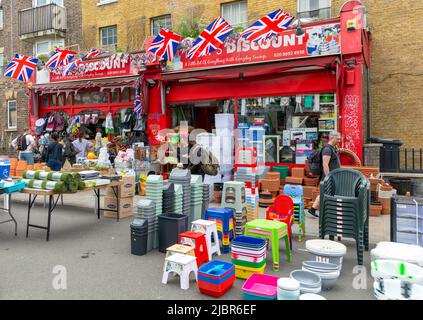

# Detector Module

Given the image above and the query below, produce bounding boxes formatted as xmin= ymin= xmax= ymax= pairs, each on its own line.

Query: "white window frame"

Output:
xmin=7 ymin=100 xmax=18 ymax=130
xmin=33 ymin=38 xmax=65 ymax=56
xmin=97 ymin=0 xmax=118 ymax=5
xmin=297 ymin=0 xmax=331 ymax=19
xmin=0 ymin=7 xmax=3 ymax=30
xmin=100 ymin=26 xmax=118 ymax=50
xmin=32 ymin=0 xmax=64 ymax=7
xmin=150 ymin=15 xmax=172 ymax=36
xmin=221 ymin=0 xmax=248 ymax=28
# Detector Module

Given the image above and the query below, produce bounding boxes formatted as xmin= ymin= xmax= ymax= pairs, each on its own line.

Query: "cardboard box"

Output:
xmin=103 ymin=196 xmax=134 ymax=219
xmin=106 ymin=176 xmax=136 ymax=198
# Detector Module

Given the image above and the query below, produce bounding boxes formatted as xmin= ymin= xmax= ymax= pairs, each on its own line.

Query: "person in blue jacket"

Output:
xmin=46 ymin=133 xmax=64 ymax=171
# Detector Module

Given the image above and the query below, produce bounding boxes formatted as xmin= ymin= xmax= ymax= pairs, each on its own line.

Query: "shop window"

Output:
xmin=221 ymin=1 xmax=248 ymax=28
xmin=121 ymin=88 xmax=129 ymax=102
xmin=100 ymin=26 xmax=117 ymax=51
xmin=7 ymin=100 xmax=17 ymax=129
xmin=151 ymin=15 xmax=171 ymax=36
xmin=129 ymin=87 xmax=136 ymax=101
xmin=298 ymin=0 xmax=331 ymax=19
xmin=74 ymin=91 xmax=109 ymax=105
xmin=66 ymin=94 xmax=73 ymax=106
xmin=111 ymin=91 xmax=120 ymax=103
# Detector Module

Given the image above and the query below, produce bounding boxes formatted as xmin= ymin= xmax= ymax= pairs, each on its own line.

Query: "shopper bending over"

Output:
xmin=308 ymin=131 xmax=341 ymax=218
xmin=11 ymin=128 xmax=36 ymax=165
xmin=73 ymin=131 xmax=93 ymax=159
xmin=46 ymin=133 xmax=64 ymax=171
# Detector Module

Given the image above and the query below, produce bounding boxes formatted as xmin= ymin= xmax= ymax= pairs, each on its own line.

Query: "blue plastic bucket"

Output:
xmin=0 ymin=159 xmax=11 ymax=179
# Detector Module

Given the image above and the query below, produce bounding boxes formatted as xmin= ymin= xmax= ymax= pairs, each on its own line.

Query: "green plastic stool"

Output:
xmin=244 ymin=219 xmax=291 ymax=271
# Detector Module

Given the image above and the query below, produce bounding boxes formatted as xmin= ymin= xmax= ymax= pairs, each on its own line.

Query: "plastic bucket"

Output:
xmin=0 ymin=159 xmax=11 ymax=179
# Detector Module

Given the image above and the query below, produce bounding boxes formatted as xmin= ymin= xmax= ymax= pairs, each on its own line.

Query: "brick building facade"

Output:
xmin=81 ymin=0 xmax=423 ymax=148
xmin=0 ymin=0 xmax=82 ymax=155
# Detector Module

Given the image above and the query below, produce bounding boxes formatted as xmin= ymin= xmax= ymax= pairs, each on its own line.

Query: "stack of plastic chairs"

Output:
xmin=205 ymin=208 xmax=234 ymax=254
xmin=190 ymin=175 xmax=203 ymax=224
xmin=319 ymin=168 xmax=370 ymax=265
xmin=265 ymin=195 xmax=295 ymax=249
xmin=283 ymin=184 xmax=306 ymax=241
xmin=231 ymin=236 xmax=267 ymax=279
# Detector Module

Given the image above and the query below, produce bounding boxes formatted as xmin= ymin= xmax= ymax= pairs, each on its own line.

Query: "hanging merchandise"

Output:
xmin=35 ymin=118 xmax=46 ymax=136
xmin=84 ymin=114 xmax=91 ymax=125
xmin=133 ymin=112 xmax=146 ymax=132
xmin=91 ymin=114 xmax=99 ymax=125
xmin=122 ymin=110 xmax=133 ymax=134
xmin=55 ymin=112 xmax=66 ymax=132
xmin=46 ymin=114 xmax=55 ymax=132
xmin=105 ymin=112 xmax=114 ymax=135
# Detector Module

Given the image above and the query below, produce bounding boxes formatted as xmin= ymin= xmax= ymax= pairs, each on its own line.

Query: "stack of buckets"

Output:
xmin=0 ymin=158 xmax=11 ymax=179
xmin=231 ymin=236 xmax=267 ymax=279
xmin=135 ymin=199 xmax=156 ymax=252
xmin=198 ymin=260 xmax=235 ymax=297
xmin=146 ymin=175 xmax=163 ymax=248
xmin=190 ymin=175 xmax=203 ymax=224
xmin=205 ymin=208 xmax=234 ymax=254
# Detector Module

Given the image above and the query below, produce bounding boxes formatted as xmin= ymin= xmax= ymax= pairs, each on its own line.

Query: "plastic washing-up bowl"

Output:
xmin=242 ymin=273 xmax=279 ymax=300
xmin=290 ymin=270 xmax=321 ymax=290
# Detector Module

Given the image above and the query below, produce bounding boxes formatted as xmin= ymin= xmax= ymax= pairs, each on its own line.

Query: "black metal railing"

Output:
xmin=18 ymin=4 xmax=66 ymax=37
xmin=379 ymin=147 xmax=423 ymax=173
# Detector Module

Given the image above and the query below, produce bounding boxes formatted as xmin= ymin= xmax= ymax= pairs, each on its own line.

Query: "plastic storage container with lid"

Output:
xmin=130 ymin=219 xmax=148 ymax=256
xmin=277 ymin=277 xmax=300 ymax=300
xmin=241 ymin=273 xmax=279 ymax=300
xmin=0 ymin=159 xmax=11 ymax=179
xmin=371 ymin=241 xmax=423 ymax=266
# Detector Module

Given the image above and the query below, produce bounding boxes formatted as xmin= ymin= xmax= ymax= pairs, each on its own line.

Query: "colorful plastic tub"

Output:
xmin=231 ymin=258 xmax=266 ymax=269
xmin=198 ymin=261 xmax=236 ymax=298
xmin=235 ymin=264 xmax=266 ymax=280
xmin=242 ymin=273 xmax=279 ymax=300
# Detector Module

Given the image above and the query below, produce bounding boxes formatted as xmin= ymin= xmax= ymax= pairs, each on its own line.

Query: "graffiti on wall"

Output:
xmin=343 ymin=94 xmax=361 ymax=152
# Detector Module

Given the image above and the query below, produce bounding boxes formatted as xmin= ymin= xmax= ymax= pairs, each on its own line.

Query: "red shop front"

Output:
xmin=143 ymin=1 xmax=370 ymax=166
xmin=30 ymin=54 xmax=144 ymax=138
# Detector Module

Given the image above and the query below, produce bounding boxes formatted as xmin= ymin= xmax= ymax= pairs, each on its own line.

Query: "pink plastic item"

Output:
xmin=241 ymin=273 xmax=279 ymax=298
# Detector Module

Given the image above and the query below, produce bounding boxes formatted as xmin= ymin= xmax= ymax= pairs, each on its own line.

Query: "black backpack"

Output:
xmin=307 ymin=149 xmax=323 ymax=176
xmin=17 ymin=134 xmax=28 ymax=151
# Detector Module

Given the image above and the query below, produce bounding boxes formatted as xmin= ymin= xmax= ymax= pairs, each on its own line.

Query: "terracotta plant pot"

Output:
xmin=214 ymin=191 xmax=222 ymax=204
xmin=379 ymin=197 xmax=391 ymax=215
xmin=370 ymin=202 xmax=382 ymax=216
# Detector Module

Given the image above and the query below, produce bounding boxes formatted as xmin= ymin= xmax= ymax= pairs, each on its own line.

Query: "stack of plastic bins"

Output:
xmin=237 ymin=123 xmax=250 ymax=148
xmin=202 ymin=184 xmax=210 ymax=219
xmin=135 ymin=199 xmax=156 ymax=252
xmin=222 ymin=181 xmax=248 ymax=236
xmin=231 ymin=236 xmax=266 ymax=279
xmin=169 ymin=168 xmax=191 ymax=218
xmin=283 ymin=184 xmax=306 ymax=241
xmin=248 ymin=126 xmax=265 ymax=164
xmin=198 ymin=260 xmax=235 ymax=297
xmin=319 ymin=168 xmax=370 ymax=265
xmin=235 ymin=169 xmax=259 ymax=222
xmin=241 ymin=273 xmax=279 ymax=300
xmin=146 ymin=175 xmax=163 ymax=248
xmin=130 ymin=219 xmax=148 ymax=256
xmin=190 ymin=175 xmax=203 ymax=224
xmin=205 ymin=208 xmax=234 ymax=254
xmin=162 ymin=182 xmax=175 ymax=214
xmin=174 ymin=184 xmax=184 ymax=214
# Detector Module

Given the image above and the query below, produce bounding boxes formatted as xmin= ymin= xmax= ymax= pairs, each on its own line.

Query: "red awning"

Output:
xmin=33 ymin=76 xmax=138 ymax=94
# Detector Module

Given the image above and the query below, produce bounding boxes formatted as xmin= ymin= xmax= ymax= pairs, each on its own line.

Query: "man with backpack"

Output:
xmin=307 ymin=131 xmax=341 ymax=218
xmin=11 ymin=128 xmax=36 ymax=165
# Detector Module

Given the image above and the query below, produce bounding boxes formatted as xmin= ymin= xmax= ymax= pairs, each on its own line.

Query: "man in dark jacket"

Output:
xmin=46 ymin=133 xmax=64 ymax=171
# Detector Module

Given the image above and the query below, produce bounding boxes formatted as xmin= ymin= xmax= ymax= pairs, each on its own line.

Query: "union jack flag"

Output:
xmin=45 ymin=48 xmax=77 ymax=68
xmin=187 ymin=17 xmax=233 ymax=59
xmin=148 ymin=29 xmax=182 ymax=62
xmin=3 ymin=54 xmax=39 ymax=83
xmin=134 ymin=93 xmax=143 ymax=114
xmin=83 ymin=49 xmax=104 ymax=60
xmin=241 ymin=9 xmax=294 ymax=43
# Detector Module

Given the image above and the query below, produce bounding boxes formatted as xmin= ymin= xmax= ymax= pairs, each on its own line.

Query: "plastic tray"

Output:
xmin=1 ymin=181 xmax=26 ymax=193
xmin=242 ymin=273 xmax=279 ymax=298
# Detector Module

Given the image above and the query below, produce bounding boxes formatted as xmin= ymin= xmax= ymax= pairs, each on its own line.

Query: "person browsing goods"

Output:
xmin=308 ymin=131 xmax=341 ymax=218
xmin=72 ymin=131 xmax=93 ymax=158
xmin=11 ymin=128 xmax=36 ymax=165
xmin=46 ymin=133 xmax=64 ymax=171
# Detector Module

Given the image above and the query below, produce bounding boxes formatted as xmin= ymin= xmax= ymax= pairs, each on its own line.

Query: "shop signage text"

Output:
xmin=175 ymin=23 xmax=340 ymax=71
xmin=50 ymin=56 xmax=133 ymax=82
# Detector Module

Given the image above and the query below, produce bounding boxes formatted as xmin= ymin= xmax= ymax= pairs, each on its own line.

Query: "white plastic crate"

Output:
xmin=397 ymin=217 xmax=423 ymax=233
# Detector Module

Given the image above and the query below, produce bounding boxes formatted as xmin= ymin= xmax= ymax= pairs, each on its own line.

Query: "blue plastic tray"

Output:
xmin=1 ymin=181 xmax=26 ymax=194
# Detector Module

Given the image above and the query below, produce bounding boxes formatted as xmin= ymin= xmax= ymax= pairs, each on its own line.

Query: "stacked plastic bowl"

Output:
xmin=302 ymin=261 xmax=341 ymax=291
xmin=290 ymin=270 xmax=322 ymax=294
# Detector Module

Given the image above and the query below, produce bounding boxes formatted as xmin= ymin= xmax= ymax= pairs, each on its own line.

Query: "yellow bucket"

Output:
xmin=235 ymin=264 xmax=266 ymax=280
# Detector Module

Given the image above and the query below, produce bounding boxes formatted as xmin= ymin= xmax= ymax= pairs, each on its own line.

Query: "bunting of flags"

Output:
xmin=147 ymin=29 xmax=182 ymax=62
xmin=241 ymin=8 xmax=295 ymax=43
xmin=62 ymin=48 xmax=105 ymax=76
xmin=3 ymin=54 xmax=39 ymax=83
xmin=45 ymin=48 xmax=77 ymax=68
xmin=187 ymin=16 xmax=233 ymax=59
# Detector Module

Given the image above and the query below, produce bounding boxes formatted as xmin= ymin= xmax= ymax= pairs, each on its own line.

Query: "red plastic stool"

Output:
xmin=178 ymin=231 xmax=210 ymax=267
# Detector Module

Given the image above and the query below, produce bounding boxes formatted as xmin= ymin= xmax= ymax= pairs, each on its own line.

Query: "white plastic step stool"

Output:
xmin=191 ymin=219 xmax=221 ymax=260
xmin=162 ymin=253 xmax=198 ymax=290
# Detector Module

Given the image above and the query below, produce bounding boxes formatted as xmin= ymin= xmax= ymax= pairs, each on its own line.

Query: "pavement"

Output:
xmin=0 ymin=192 xmax=389 ymax=300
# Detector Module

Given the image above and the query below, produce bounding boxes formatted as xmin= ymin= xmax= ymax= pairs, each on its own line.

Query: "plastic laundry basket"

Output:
xmin=0 ymin=159 xmax=11 ymax=179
